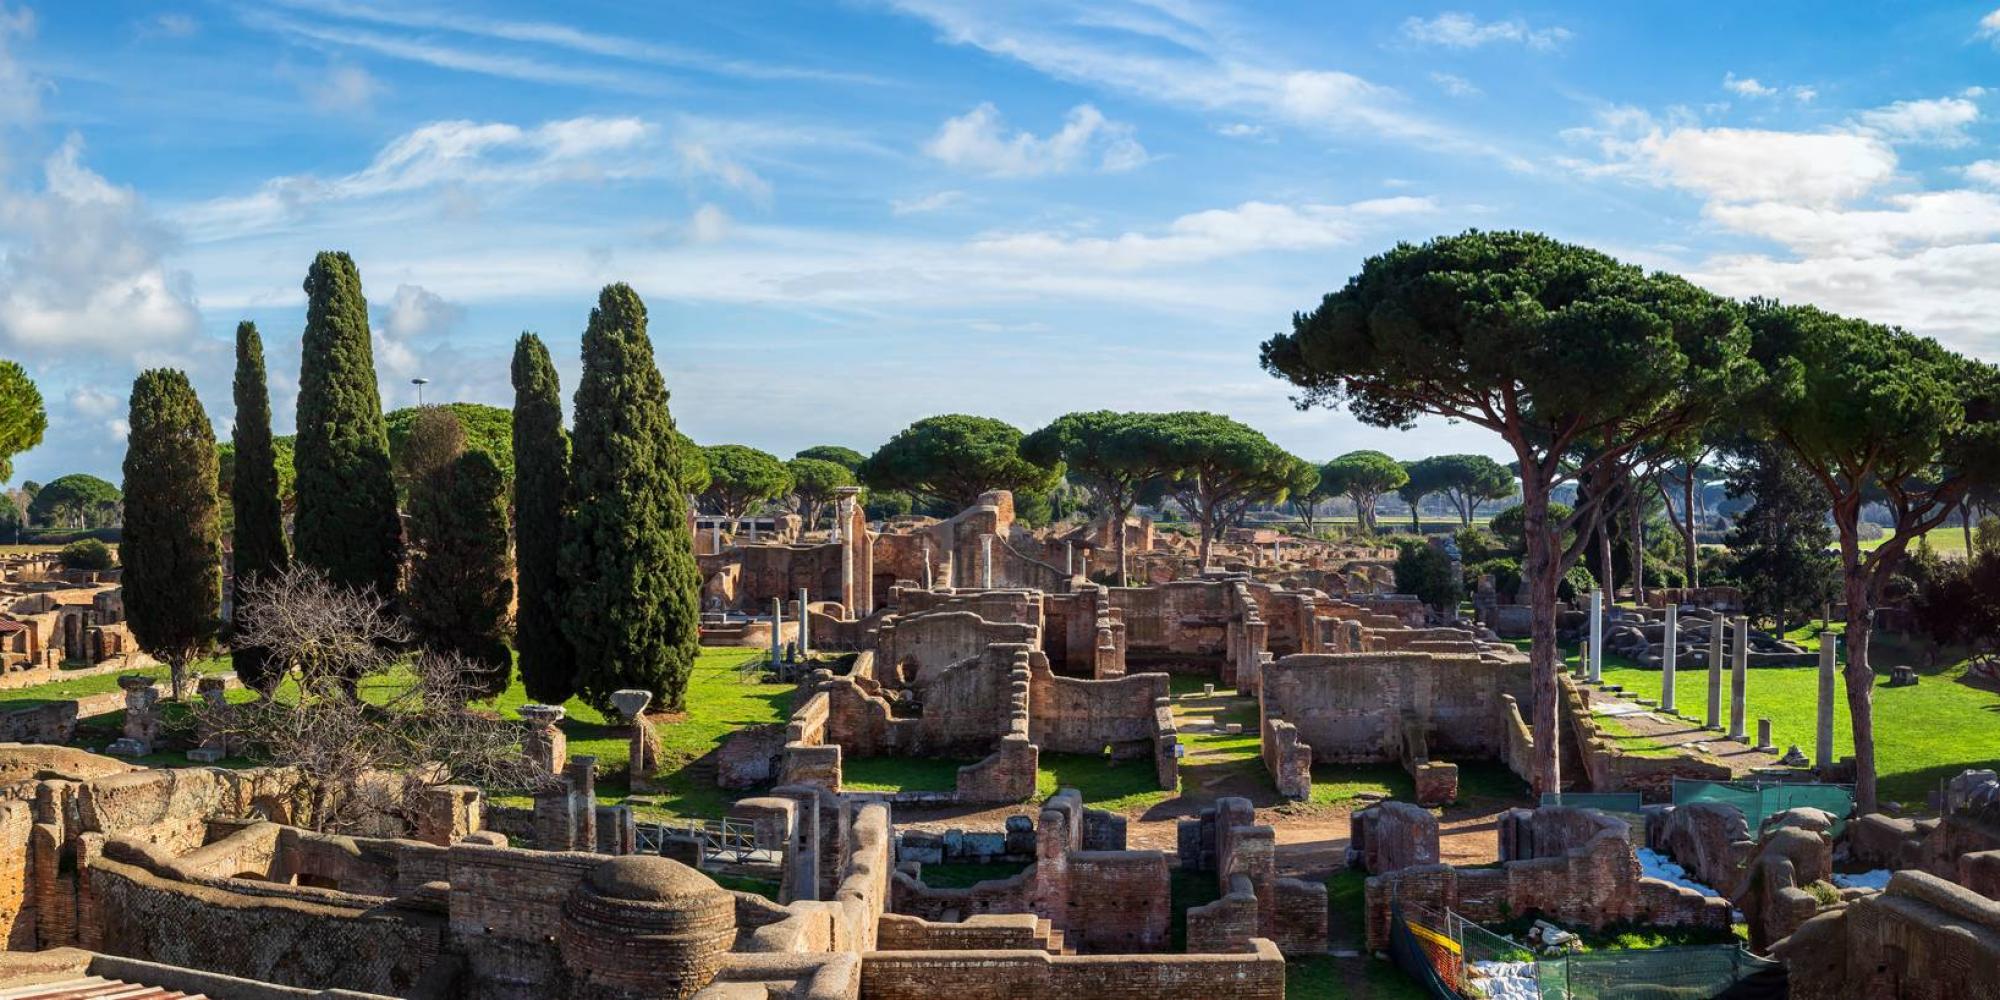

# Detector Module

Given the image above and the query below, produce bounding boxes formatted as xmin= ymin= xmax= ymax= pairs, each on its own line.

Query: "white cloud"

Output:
xmin=1852 ymin=94 xmax=1982 ymax=147
xmin=1724 ymin=73 xmax=1776 ymax=98
xmin=970 ymin=196 xmax=1437 ymax=269
xmin=1980 ymin=7 xmax=2000 ymax=40
xmin=0 ymin=2 xmax=40 ymax=129
xmin=259 ymin=0 xmax=878 ymax=85
xmin=885 ymin=2 xmax=1520 ymax=165
xmin=1791 ymin=85 xmax=1818 ymax=103
xmin=675 ymin=138 xmax=772 ymax=203
xmin=890 ymin=190 xmax=964 ymax=215
xmin=1215 ymin=122 xmax=1265 ymax=138
xmin=1966 ymin=160 xmax=2000 ymax=187
xmin=303 ymin=64 xmax=384 ymax=114
xmin=687 ymin=203 xmax=731 ymax=243
xmin=1705 ymin=189 xmax=2000 ymax=256
xmin=1401 ymin=12 xmax=1571 ymax=51
xmin=0 ymin=136 xmax=201 ymax=355
xmin=1431 ymin=73 xmax=1481 ymax=98
xmin=1582 ymin=120 xmax=1899 ymax=207
xmin=371 ymin=283 xmax=461 ymax=384
xmin=178 ymin=116 xmax=655 ymax=239
xmin=924 ymin=103 xmax=1148 ymax=178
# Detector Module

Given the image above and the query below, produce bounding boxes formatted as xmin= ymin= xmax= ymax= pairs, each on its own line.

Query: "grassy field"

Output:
xmin=1859 ymin=523 xmax=1969 ymax=555
xmin=0 ymin=659 xmax=212 ymax=711
xmin=1589 ymin=630 xmax=2000 ymax=806
xmin=489 ymin=646 xmax=789 ymax=817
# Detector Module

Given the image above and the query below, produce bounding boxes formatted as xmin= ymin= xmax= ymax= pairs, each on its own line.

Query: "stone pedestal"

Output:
xmin=1816 ymin=633 xmax=1838 ymax=769
xmin=1755 ymin=718 xmax=1774 ymax=753
xmin=521 ymin=703 xmax=568 ymax=775
xmin=414 ymin=784 xmax=484 ymax=846
xmin=107 ymin=675 xmax=161 ymax=757
xmin=189 ymin=675 xmax=235 ymax=761
xmin=612 ymin=689 xmax=659 ymax=792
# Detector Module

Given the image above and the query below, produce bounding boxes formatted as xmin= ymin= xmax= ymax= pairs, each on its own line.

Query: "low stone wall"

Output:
xmin=858 ymin=938 xmax=1285 ymax=1000
xmin=85 ymin=850 xmax=454 ymax=997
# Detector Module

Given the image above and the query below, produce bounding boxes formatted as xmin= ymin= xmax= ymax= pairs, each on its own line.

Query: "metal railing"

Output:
xmin=634 ymin=815 xmax=779 ymax=864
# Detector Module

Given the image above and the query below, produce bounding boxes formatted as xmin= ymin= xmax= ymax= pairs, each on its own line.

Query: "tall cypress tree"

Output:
xmin=512 ymin=333 xmax=574 ymax=704
xmin=560 ymin=285 xmax=701 ymax=712
xmin=407 ymin=449 xmax=514 ymax=697
xmin=292 ymin=252 xmax=400 ymax=599
xmin=122 ymin=369 xmax=222 ymax=701
xmin=231 ymin=322 xmax=288 ymax=692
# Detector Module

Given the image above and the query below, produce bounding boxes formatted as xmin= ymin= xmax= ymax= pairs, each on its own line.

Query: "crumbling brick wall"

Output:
xmin=85 ymin=849 xmax=453 ymax=997
xmin=1775 ymin=871 xmax=2000 ymax=1000
xmin=857 ymin=938 xmax=1286 ymax=1000
xmin=1365 ymin=806 xmax=1732 ymax=950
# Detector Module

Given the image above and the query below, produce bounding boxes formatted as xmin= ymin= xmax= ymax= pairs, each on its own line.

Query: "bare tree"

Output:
xmin=207 ymin=565 xmax=548 ymax=833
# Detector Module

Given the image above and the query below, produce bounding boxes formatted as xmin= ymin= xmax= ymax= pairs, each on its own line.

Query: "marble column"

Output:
xmin=1661 ymin=606 xmax=1679 ymax=714
xmin=1588 ymin=589 xmax=1604 ymax=682
xmin=981 ymin=534 xmax=995 ymax=588
xmin=797 ymin=588 xmax=811 ymax=658
xmin=1065 ymin=541 xmax=1075 ymax=577
xmin=1706 ymin=611 xmax=1724 ymax=730
xmin=1577 ymin=640 xmax=1591 ymax=678
xmin=1816 ymin=632 xmax=1838 ymax=769
xmin=771 ymin=597 xmax=785 ymax=666
xmin=1728 ymin=615 xmax=1749 ymax=741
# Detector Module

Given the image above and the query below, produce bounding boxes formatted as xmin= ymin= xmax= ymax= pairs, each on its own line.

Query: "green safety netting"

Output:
xmin=1540 ymin=792 xmax=1645 ymax=813
xmin=1674 ymin=778 xmax=1854 ymax=837
xmin=1536 ymin=944 xmax=1785 ymax=1000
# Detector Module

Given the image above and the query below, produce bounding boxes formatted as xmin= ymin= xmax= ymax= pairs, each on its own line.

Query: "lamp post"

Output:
xmin=411 ymin=377 xmax=430 ymax=406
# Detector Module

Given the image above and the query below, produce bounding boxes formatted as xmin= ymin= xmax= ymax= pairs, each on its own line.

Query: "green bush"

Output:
xmin=1466 ymin=557 xmax=1523 ymax=599
xmin=1394 ymin=539 xmax=1463 ymax=611
xmin=1489 ymin=502 xmax=1573 ymax=554
xmin=1560 ymin=563 xmax=1596 ymax=603
xmin=58 ymin=538 xmax=115 ymax=571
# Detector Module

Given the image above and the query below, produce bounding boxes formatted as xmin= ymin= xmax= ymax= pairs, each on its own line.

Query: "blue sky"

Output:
xmin=6 ymin=1 xmax=2000 ymax=484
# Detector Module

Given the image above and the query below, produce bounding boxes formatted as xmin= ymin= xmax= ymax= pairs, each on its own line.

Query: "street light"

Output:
xmin=411 ymin=377 xmax=430 ymax=407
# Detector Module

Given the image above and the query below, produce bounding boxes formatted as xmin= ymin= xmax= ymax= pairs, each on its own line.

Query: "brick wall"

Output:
xmin=861 ymin=938 xmax=1285 ymax=999
xmin=86 ymin=853 xmax=452 ymax=997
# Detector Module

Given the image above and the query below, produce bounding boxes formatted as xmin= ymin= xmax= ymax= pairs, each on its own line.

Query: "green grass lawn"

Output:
xmin=0 ymin=656 xmax=228 ymax=712
xmin=912 ymin=860 xmax=1029 ymax=888
xmin=842 ymin=755 xmax=971 ymax=793
xmin=1590 ymin=631 xmax=2000 ymax=807
xmin=1859 ymin=523 xmax=1968 ymax=556
xmin=490 ymin=646 xmax=788 ymax=818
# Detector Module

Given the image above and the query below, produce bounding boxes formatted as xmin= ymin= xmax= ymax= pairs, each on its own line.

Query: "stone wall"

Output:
xmin=857 ymin=938 xmax=1285 ymax=1000
xmin=1775 ymin=871 xmax=2000 ymax=1000
xmin=1260 ymin=652 xmax=1518 ymax=762
xmin=1026 ymin=655 xmax=1170 ymax=774
xmin=1363 ymin=806 xmax=1732 ymax=950
xmin=85 ymin=849 xmax=454 ymax=997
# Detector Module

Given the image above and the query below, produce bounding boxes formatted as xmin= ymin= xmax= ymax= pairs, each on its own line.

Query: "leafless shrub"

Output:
xmin=207 ymin=565 xmax=549 ymax=833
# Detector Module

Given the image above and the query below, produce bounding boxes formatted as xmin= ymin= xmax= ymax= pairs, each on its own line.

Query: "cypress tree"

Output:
xmin=560 ymin=285 xmax=701 ymax=712
xmin=512 ymin=333 xmax=574 ymax=704
xmin=122 ymin=369 xmax=222 ymax=701
xmin=293 ymin=251 xmax=400 ymax=599
xmin=406 ymin=449 xmax=514 ymax=697
xmin=231 ymin=322 xmax=289 ymax=692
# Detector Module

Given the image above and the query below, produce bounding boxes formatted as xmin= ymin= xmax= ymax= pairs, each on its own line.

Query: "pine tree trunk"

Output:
xmin=1523 ymin=482 xmax=1562 ymax=797
xmin=1844 ymin=566 xmax=1878 ymax=814
xmin=1628 ymin=487 xmax=1646 ymax=605
xmin=1685 ymin=474 xmax=1700 ymax=588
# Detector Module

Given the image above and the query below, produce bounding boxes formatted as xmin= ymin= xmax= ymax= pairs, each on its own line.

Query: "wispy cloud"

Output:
xmin=240 ymin=9 xmax=674 ymax=95
xmin=884 ymin=1 xmax=1530 ymax=168
xmin=924 ymin=103 xmax=1148 ymax=177
xmin=970 ymin=196 xmax=1438 ymax=269
xmin=259 ymin=0 xmax=880 ymax=86
xmin=1431 ymin=73 xmax=1480 ymax=98
xmin=176 ymin=116 xmax=657 ymax=239
xmin=1401 ymin=12 xmax=1571 ymax=51
xmin=890 ymin=190 xmax=965 ymax=215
